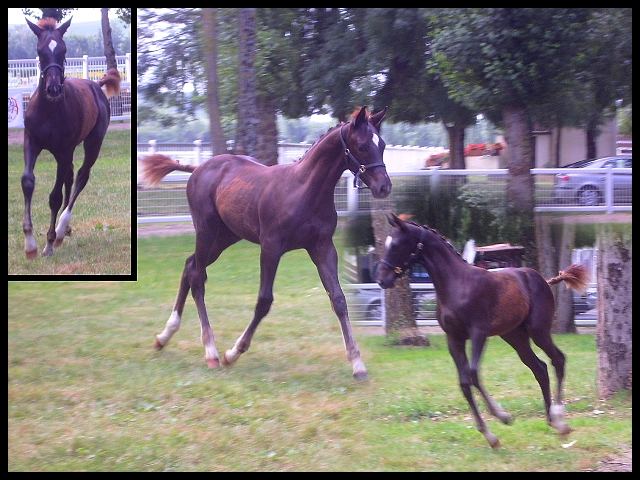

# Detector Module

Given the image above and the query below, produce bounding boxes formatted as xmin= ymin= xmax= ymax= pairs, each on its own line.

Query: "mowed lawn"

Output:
xmin=8 ymin=235 xmax=631 ymax=471
xmin=8 ymin=127 xmax=131 ymax=275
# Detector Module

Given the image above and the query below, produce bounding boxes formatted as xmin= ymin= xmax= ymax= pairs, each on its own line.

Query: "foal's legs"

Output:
xmin=501 ymin=325 xmax=570 ymax=434
xmin=307 ymin=240 xmax=368 ymax=380
xmin=222 ymin=242 xmax=282 ymax=366
xmin=21 ymin=131 xmax=42 ymax=259
xmin=469 ymin=331 xmax=513 ymax=425
xmin=42 ymin=154 xmax=72 ymax=256
xmin=529 ymin=328 xmax=570 ymax=434
xmin=447 ymin=334 xmax=500 ymax=448
xmin=53 ymin=131 xmax=104 ymax=249
xmin=155 ymin=222 xmax=239 ymax=368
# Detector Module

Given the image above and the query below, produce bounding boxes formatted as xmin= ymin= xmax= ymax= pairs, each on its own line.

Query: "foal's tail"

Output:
xmin=547 ymin=264 xmax=589 ymax=294
xmin=140 ymin=154 xmax=197 ymax=186
xmin=99 ymin=68 xmax=121 ymax=98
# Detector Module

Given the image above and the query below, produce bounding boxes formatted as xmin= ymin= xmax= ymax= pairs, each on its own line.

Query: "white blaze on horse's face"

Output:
xmin=372 ymin=132 xmax=380 ymax=148
xmin=385 ymin=235 xmax=393 ymax=250
xmin=48 ymin=40 xmax=58 ymax=53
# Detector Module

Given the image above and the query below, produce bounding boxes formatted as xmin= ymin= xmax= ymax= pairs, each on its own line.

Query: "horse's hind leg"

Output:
xmin=447 ymin=334 xmax=500 ymax=448
xmin=154 ymin=254 xmax=194 ymax=350
xmin=222 ymin=241 xmax=282 ymax=367
xmin=529 ymin=327 xmax=570 ymax=434
xmin=42 ymin=155 xmax=72 ymax=256
xmin=501 ymin=324 xmax=570 ymax=434
xmin=21 ymin=132 xmax=41 ymax=259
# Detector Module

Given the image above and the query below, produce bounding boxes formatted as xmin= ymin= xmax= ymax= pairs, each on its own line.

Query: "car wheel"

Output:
xmin=367 ymin=300 xmax=382 ymax=322
xmin=578 ymin=186 xmax=601 ymax=206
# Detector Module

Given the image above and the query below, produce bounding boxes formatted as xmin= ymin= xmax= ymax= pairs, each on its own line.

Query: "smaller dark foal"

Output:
xmin=376 ymin=214 xmax=588 ymax=448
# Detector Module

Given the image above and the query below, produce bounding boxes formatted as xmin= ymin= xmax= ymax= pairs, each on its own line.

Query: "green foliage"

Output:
xmin=617 ymin=104 xmax=632 ymax=136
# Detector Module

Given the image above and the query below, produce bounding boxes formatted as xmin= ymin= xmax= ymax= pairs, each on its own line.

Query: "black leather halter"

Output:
xmin=339 ymin=125 xmax=386 ymax=189
xmin=379 ymin=225 xmax=428 ymax=278
xmin=40 ymin=62 xmax=65 ymax=82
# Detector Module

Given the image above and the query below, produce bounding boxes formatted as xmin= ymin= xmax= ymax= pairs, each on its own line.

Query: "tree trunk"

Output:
xmin=371 ymin=206 xmax=429 ymax=346
xmin=586 ymin=118 xmax=599 ymax=160
xmin=502 ymin=105 xmax=537 ymax=268
xmin=235 ymin=8 xmax=258 ymax=157
xmin=201 ymin=8 xmax=227 ymax=155
xmin=100 ymin=8 xmax=118 ymax=71
xmin=596 ymin=223 xmax=632 ymax=398
xmin=255 ymin=94 xmax=278 ymax=166
xmin=502 ymin=105 xmax=534 ymax=212
xmin=554 ymin=222 xmax=576 ymax=333
xmin=446 ymin=123 xmax=466 ymax=169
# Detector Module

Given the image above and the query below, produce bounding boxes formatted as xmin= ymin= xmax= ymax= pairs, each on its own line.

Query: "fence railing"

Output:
xmin=9 ymin=53 xmax=131 ymax=87
xmin=137 ymin=164 xmax=632 ymax=223
xmin=8 ymin=54 xmax=132 ymax=126
xmin=344 ymin=282 xmax=598 ymax=327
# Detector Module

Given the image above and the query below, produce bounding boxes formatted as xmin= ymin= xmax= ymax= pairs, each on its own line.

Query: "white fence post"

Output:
xmin=82 ymin=55 xmax=89 ymax=79
xmin=148 ymin=139 xmax=156 ymax=154
xmin=35 ymin=56 xmax=40 ymax=79
xmin=125 ymin=53 xmax=131 ymax=83
xmin=193 ymin=139 xmax=202 ymax=166
xmin=605 ymin=164 xmax=614 ymax=214
xmin=347 ymin=182 xmax=358 ymax=213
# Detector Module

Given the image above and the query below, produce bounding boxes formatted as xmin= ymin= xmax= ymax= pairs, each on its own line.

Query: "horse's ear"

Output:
xmin=25 ymin=18 xmax=42 ymax=36
xmin=353 ymin=106 xmax=368 ymax=129
xmin=370 ymin=106 xmax=388 ymax=130
xmin=58 ymin=17 xmax=72 ymax=36
xmin=388 ymin=213 xmax=404 ymax=229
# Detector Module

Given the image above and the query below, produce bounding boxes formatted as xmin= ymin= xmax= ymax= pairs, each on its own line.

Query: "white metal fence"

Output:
xmin=137 ymin=163 xmax=632 ymax=223
xmin=8 ymin=54 xmax=132 ymax=126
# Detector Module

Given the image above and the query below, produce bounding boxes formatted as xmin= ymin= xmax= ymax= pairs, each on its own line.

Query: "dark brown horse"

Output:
xmin=376 ymin=214 xmax=588 ymax=448
xmin=141 ymin=106 xmax=390 ymax=379
xmin=22 ymin=17 xmax=121 ymax=258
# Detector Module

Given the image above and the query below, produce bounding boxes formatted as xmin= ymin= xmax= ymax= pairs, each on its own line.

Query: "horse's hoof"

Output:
xmin=41 ymin=245 xmax=54 ymax=256
xmin=221 ymin=353 xmax=231 ymax=367
xmin=206 ymin=358 xmax=220 ymax=369
xmin=353 ymin=370 xmax=369 ymax=381
xmin=555 ymin=423 xmax=572 ymax=436
xmin=499 ymin=412 xmax=513 ymax=425
xmin=153 ymin=337 xmax=164 ymax=350
xmin=25 ymin=249 xmax=38 ymax=260
xmin=54 ymin=237 xmax=64 ymax=248
xmin=485 ymin=433 xmax=500 ymax=449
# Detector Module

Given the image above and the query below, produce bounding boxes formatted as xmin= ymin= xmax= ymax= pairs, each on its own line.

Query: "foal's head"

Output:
xmin=26 ymin=17 xmax=72 ymax=100
xmin=376 ymin=214 xmax=425 ymax=289
xmin=342 ymin=106 xmax=392 ymax=198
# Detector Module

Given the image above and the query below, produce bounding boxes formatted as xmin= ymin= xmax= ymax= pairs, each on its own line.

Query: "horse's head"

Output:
xmin=341 ymin=106 xmax=392 ymax=199
xmin=26 ymin=17 xmax=71 ymax=100
xmin=376 ymin=214 xmax=424 ymax=289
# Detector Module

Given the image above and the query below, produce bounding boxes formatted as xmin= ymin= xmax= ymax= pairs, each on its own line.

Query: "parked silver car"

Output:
xmin=554 ymin=156 xmax=632 ymax=206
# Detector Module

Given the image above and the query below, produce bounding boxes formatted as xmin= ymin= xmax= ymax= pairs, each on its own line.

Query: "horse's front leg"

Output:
xmin=307 ymin=239 xmax=367 ymax=380
xmin=42 ymin=157 xmax=71 ymax=256
xmin=222 ymin=243 xmax=282 ymax=366
xmin=21 ymin=132 xmax=41 ymax=259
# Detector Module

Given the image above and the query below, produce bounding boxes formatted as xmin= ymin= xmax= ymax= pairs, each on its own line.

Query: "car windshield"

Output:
xmin=564 ymin=157 xmax=631 ymax=168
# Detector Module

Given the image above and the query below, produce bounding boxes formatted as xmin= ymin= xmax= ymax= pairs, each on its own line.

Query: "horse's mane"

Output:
xmin=408 ymin=221 xmax=467 ymax=264
xmin=37 ymin=18 xmax=58 ymax=30
xmin=295 ymin=122 xmax=345 ymax=164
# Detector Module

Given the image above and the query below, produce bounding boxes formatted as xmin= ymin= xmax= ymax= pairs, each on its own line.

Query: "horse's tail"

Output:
xmin=547 ymin=264 xmax=589 ymax=294
xmin=99 ymin=68 xmax=121 ymax=98
xmin=140 ymin=154 xmax=197 ymax=186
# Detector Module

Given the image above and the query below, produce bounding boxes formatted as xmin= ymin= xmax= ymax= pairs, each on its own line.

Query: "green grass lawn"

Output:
xmin=8 ymin=235 xmax=631 ymax=471
xmin=8 ymin=128 xmax=131 ymax=275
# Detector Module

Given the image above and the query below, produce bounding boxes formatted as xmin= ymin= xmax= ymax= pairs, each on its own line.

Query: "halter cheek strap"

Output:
xmin=339 ymin=125 xmax=386 ymax=189
xmin=380 ymin=226 xmax=427 ymax=278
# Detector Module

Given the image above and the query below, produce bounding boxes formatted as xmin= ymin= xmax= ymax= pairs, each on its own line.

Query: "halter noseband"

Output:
xmin=339 ymin=125 xmax=386 ymax=189
xmin=379 ymin=225 xmax=427 ymax=278
xmin=40 ymin=62 xmax=66 ymax=82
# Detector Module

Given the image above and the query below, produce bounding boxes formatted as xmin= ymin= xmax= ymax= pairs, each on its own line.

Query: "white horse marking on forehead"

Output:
xmin=385 ymin=235 xmax=392 ymax=249
xmin=372 ymin=132 xmax=380 ymax=147
xmin=48 ymin=40 xmax=58 ymax=53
